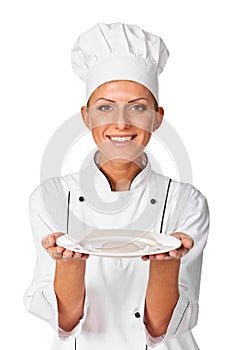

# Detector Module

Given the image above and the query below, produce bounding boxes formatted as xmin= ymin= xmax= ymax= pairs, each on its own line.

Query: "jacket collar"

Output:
xmin=91 ymin=150 xmax=152 ymax=192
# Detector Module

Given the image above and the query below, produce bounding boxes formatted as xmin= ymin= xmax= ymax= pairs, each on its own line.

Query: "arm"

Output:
xmin=55 ymin=259 xmax=86 ymax=331
xmin=144 ymin=259 xmax=180 ymax=337
xmin=142 ymin=185 xmax=209 ymax=346
xmin=41 ymin=233 xmax=88 ymax=332
xmin=24 ymin=180 xmax=89 ymax=340
xmin=143 ymin=232 xmax=193 ymax=338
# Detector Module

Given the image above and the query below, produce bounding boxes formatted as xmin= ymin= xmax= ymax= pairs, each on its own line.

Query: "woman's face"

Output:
xmin=81 ymin=80 xmax=164 ymax=165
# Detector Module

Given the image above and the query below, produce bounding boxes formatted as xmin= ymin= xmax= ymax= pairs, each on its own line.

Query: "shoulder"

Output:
xmin=29 ymin=163 xmax=93 ymax=201
xmin=150 ymin=170 xmax=207 ymax=202
xmin=29 ymin=172 xmax=77 ymax=202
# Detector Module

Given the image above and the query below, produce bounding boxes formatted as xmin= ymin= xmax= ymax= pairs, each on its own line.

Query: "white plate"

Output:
xmin=56 ymin=229 xmax=181 ymax=257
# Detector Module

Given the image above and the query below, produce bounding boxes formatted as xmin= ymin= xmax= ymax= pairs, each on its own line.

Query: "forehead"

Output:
xmin=89 ymin=80 xmax=155 ymax=103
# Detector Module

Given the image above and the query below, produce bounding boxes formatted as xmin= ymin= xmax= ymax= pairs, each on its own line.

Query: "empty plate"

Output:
xmin=56 ymin=229 xmax=181 ymax=257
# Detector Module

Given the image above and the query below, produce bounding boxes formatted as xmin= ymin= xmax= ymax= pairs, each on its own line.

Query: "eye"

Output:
xmin=130 ymin=104 xmax=147 ymax=111
xmin=97 ymin=104 xmax=113 ymax=112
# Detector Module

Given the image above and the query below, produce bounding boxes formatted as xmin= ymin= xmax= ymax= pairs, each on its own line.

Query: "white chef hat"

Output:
xmin=71 ymin=22 xmax=169 ymax=103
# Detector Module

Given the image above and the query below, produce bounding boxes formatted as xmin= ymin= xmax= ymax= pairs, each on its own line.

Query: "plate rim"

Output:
xmin=56 ymin=230 xmax=181 ymax=257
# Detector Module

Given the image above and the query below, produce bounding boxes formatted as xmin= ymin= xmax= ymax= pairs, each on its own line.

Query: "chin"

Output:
xmin=110 ymin=157 xmax=133 ymax=164
xmin=98 ymin=141 xmax=145 ymax=164
xmin=104 ymin=151 xmax=144 ymax=167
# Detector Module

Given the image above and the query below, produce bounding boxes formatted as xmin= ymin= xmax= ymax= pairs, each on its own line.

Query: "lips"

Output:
xmin=106 ymin=136 xmax=137 ymax=148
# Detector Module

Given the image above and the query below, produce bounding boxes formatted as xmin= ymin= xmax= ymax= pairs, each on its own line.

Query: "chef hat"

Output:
xmin=71 ymin=22 xmax=169 ymax=103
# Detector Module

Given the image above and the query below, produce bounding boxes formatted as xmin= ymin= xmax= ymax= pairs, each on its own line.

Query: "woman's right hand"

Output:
xmin=41 ymin=232 xmax=89 ymax=261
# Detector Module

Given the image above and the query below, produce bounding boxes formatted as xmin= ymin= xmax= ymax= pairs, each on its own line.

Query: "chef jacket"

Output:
xmin=24 ymin=151 xmax=209 ymax=350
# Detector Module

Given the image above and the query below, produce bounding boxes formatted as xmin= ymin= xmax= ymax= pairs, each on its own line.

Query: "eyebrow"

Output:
xmin=94 ymin=97 xmax=151 ymax=103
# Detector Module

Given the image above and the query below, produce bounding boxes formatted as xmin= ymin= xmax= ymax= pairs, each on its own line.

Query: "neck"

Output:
xmin=97 ymin=152 xmax=145 ymax=191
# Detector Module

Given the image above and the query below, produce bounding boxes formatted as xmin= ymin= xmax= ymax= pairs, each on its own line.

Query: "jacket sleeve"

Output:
xmin=23 ymin=179 xmax=88 ymax=341
xmin=146 ymin=184 xmax=209 ymax=347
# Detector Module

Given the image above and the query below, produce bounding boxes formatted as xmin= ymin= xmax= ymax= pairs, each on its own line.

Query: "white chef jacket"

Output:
xmin=24 ymin=151 xmax=209 ymax=350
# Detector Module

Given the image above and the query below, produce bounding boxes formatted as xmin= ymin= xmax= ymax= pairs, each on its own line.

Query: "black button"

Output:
xmin=150 ymin=198 xmax=156 ymax=204
xmin=79 ymin=196 xmax=85 ymax=202
xmin=134 ymin=312 xmax=140 ymax=318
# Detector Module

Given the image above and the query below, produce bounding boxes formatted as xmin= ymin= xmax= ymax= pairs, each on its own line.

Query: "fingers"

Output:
xmin=47 ymin=245 xmax=65 ymax=259
xmin=42 ymin=232 xmax=89 ymax=261
xmin=141 ymin=232 xmax=194 ymax=261
xmin=42 ymin=232 xmax=64 ymax=249
xmin=141 ymin=253 xmax=172 ymax=261
xmin=59 ymin=251 xmax=90 ymax=261
xmin=75 ymin=253 xmax=89 ymax=260
xmin=171 ymin=232 xmax=194 ymax=250
xmin=47 ymin=246 xmax=90 ymax=261
xmin=168 ymin=247 xmax=189 ymax=259
xmin=141 ymin=248 xmax=190 ymax=261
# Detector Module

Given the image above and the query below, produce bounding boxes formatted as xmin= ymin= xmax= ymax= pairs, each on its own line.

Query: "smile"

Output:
xmin=109 ymin=136 xmax=133 ymax=142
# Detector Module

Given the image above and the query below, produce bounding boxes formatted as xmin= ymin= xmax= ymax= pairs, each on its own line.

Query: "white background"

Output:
xmin=0 ymin=0 xmax=232 ymax=348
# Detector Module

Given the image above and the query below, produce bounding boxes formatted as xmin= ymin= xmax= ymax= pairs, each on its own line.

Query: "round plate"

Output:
xmin=56 ymin=229 xmax=181 ymax=258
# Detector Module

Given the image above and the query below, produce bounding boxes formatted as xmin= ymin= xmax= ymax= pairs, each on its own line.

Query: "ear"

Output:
xmin=81 ymin=106 xmax=91 ymax=129
xmin=153 ymin=107 xmax=164 ymax=131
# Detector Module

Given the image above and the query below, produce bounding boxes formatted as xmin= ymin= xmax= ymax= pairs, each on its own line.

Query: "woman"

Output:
xmin=24 ymin=23 xmax=209 ymax=350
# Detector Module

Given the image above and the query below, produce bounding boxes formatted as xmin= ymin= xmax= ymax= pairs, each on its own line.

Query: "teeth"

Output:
xmin=110 ymin=136 xmax=133 ymax=142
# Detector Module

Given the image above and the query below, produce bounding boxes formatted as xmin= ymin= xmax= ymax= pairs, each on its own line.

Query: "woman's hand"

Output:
xmin=142 ymin=232 xmax=194 ymax=261
xmin=41 ymin=232 xmax=89 ymax=261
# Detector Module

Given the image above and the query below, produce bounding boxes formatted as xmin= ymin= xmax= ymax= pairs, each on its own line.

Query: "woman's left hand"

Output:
xmin=141 ymin=232 xmax=194 ymax=261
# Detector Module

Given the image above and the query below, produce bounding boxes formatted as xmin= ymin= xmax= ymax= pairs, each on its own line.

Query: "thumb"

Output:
xmin=42 ymin=232 xmax=64 ymax=249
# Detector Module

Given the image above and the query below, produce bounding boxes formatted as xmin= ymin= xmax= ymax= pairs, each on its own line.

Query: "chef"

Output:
xmin=24 ymin=23 xmax=209 ymax=350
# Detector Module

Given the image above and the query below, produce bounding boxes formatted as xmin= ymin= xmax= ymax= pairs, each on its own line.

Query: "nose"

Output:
xmin=114 ymin=107 xmax=131 ymax=130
